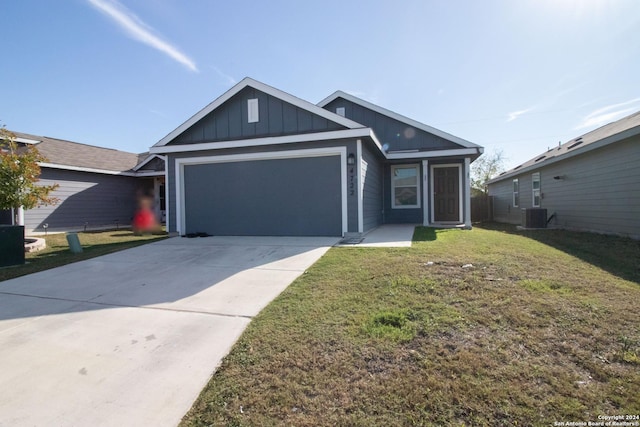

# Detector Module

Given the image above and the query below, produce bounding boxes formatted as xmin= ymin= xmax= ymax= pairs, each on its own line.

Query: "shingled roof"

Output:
xmin=489 ymin=109 xmax=640 ymax=183
xmin=8 ymin=131 xmax=142 ymax=173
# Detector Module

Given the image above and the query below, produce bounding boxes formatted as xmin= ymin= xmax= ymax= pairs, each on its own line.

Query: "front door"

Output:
xmin=433 ymin=166 xmax=460 ymax=222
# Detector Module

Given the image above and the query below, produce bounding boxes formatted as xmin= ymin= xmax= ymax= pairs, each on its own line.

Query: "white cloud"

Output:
xmin=87 ymin=0 xmax=197 ymax=72
xmin=211 ymin=66 xmax=237 ymax=85
xmin=507 ymin=107 xmax=534 ymax=122
xmin=576 ymin=97 xmax=640 ymax=129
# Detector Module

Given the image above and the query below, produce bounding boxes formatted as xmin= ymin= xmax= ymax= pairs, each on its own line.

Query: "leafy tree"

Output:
xmin=471 ymin=148 xmax=506 ymax=195
xmin=0 ymin=127 xmax=58 ymax=223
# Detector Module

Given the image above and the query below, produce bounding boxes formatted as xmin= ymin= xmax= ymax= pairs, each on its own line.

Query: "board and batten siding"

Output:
xmin=489 ymin=136 xmax=640 ymax=238
xmin=323 ymin=98 xmax=460 ymax=152
xmin=24 ymin=168 xmax=139 ymax=233
xmin=170 ymin=87 xmax=346 ymax=145
xmin=361 ymin=143 xmax=383 ymax=232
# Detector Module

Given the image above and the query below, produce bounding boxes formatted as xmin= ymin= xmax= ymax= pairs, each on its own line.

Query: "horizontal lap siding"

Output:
xmin=490 ymin=176 xmax=529 ymax=224
xmin=362 ymin=144 xmax=383 ymax=232
xmin=24 ymin=169 xmax=140 ymax=233
xmin=490 ymin=136 xmax=640 ymax=237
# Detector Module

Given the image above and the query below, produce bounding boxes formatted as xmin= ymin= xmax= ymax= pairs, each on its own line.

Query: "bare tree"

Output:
xmin=471 ymin=149 xmax=506 ymax=195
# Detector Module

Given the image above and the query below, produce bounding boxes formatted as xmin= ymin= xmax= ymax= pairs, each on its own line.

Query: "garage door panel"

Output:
xmin=183 ymin=156 xmax=342 ymax=236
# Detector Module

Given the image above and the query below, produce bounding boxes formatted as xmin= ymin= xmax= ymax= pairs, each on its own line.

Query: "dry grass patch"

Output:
xmin=182 ymin=225 xmax=640 ymax=426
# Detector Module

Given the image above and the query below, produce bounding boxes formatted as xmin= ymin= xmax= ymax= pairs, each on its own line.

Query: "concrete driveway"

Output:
xmin=0 ymin=235 xmax=338 ymax=427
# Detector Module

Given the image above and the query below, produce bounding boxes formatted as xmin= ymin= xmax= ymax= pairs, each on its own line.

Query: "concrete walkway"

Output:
xmin=0 ymin=235 xmax=338 ymax=427
xmin=339 ymin=224 xmax=417 ymax=247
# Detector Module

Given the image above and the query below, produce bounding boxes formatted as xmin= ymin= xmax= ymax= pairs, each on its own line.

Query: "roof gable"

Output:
xmin=155 ymin=78 xmax=364 ymax=147
xmin=489 ymin=109 xmax=640 ymax=183
xmin=318 ymin=91 xmax=480 ymax=152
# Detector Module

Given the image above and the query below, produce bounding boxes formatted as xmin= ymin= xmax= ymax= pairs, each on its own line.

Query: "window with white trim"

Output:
xmin=247 ymin=98 xmax=259 ymax=123
xmin=391 ymin=164 xmax=420 ymax=209
xmin=532 ymin=172 xmax=541 ymax=207
xmin=336 ymin=107 xmax=345 ymax=117
xmin=512 ymin=179 xmax=519 ymax=207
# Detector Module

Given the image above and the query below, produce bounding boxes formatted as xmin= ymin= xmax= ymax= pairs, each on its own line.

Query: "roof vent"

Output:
xmin=514 ymin=165 xmax=522 ymax=170
xmin=535 ymin=155 xmax=546 ymax=162
xmin=567 ymin=139 xmax=584 ymax=150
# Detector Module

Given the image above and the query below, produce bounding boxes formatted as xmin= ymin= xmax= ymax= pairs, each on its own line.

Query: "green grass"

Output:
xmin=0 ymin=230 xmax=167 ymax=282
xmin=181 ymin=224 xmax=640 ymax=426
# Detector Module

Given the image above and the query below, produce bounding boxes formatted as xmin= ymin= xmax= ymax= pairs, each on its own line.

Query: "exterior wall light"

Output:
xmin=347 ymin=153 xmax=356 ymax=165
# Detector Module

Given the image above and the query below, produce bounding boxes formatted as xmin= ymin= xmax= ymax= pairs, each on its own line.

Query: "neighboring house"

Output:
xmin=1 ymin=132 xmax=166 ymax=234
xmin=487 ymin=110 xmax=640 ymax=239
xmin=149 ymin=77 xmax=483 ymax=237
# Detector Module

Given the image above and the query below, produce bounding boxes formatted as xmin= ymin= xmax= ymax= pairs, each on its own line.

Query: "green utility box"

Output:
xmin=66 ymin=233 xmax=83 ymax=254
xmin=0 ymin=225 xmax=25 ymax=267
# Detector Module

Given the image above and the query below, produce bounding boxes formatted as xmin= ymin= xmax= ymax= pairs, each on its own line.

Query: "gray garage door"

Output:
xmin=183 ymin=156 xmax=342 ymax=236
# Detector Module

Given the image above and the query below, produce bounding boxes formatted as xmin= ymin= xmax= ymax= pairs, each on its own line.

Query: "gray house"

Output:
xmin=487 ymin=110 xmax=640 ymax=239
xmin=150 ymin=78 xmax=483 ymax=237
xmin=3 ymin=132 xmax=166 ymax=234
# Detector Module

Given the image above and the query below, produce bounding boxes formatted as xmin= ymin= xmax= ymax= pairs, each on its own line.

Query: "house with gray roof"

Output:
xmin=2 ymin=132 xmax=165 ymax=234
xmin=487 ymin=110 xmax=640 ymax=239
xmin=150 ymin=77 xmax=483 ymax=237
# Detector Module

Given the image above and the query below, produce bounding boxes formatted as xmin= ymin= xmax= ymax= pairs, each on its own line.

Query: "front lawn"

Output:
xmin=0 ymin=230 xmax=166 ymax=282
xmin=182 ymin=225 xmax=640 ymax=426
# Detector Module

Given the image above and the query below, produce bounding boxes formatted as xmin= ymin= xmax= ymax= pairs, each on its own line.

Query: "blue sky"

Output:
xmin=2 ymin=0 xmax=639 ymax=169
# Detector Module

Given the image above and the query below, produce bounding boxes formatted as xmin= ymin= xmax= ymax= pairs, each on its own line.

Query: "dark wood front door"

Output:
xmin=434 ymin=166 xmax=460 ymax=222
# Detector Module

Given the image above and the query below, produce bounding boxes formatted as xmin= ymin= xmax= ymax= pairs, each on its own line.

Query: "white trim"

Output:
xmin=464 ymin=157 xmax=471 ymax=228
xmin=38 ymin=162 xmax=138 ymax=176
xmin=512 ymin=178 xmax=519 ymax=207
xmin=175 ymin=157 xmax=184 ymax=235
xmin=422 ymin=160 xmax=429 ymax=226
xmin=356 ymin=139 xmax=364 ymax=233
xmin=151 ymin=128 xmax=371 ymax=154
xmin=391 ymin=164 xmax=421 ymax=209
xmin=247 ymin=98 xmax=259 ymax=123
xmin=154 ymin=77 xmax=363 ymax=147
xmin=318 ymin=91 xmax=482 ymax=149
xmin=15 ymin=137 xmax=41 ymax=145
xmin=532 ymin=172 xmax=541 ymax=207
xmin=386 ymin=147 xmax=481 ymax=160
xmin=430 ymin=163 xmax=463 ymax=224
xmin=163 ymin=155 xmax=170 ymax=231
xmin=174 ymin=147 xmax=348 ymax=236
xmin=37 ymin=162 xmax=165 ymax=177
xmin=133 ymin=170 xmax=165 ymax=177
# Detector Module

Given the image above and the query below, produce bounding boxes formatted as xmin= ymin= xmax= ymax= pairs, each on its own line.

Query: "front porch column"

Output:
xmin=464 ymin=157 xmax=472 ymax=229
xmin=422 ymin=160 xmax=429 ymax=226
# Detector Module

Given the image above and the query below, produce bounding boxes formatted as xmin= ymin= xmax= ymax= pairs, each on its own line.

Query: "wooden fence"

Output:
xmin=471 ymin=195 xmax=493 ymax=223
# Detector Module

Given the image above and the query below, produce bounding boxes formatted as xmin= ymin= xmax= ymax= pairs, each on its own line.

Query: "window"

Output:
xmin=391 ymin=164 xmax=420 ymax=209
xmin=336 ymin=107 xmax=346 ymax=117
xmin=512 ymin=179 xmax=519 ymax=207
xmin=532 ymin=172 xmax=541 ymax=207
xmin=247 ymin=98 xmax=259 ymax=123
